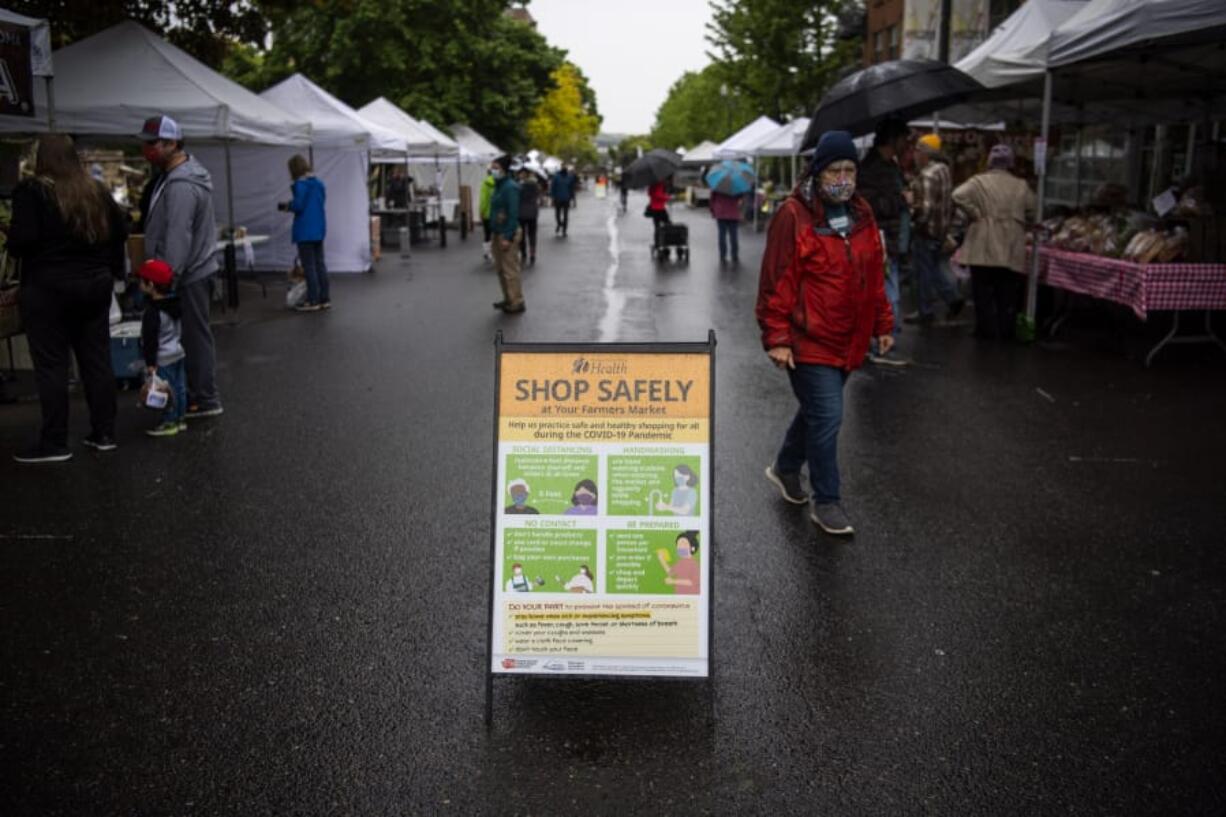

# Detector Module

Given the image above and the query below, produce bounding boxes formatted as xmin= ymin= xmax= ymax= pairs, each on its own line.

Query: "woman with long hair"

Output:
xmin=8 ymin=134 xmax=128 ymax=462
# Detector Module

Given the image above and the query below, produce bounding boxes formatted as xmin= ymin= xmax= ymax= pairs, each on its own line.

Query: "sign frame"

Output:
xmin=485 ymin=331 xmax=717 ymax=723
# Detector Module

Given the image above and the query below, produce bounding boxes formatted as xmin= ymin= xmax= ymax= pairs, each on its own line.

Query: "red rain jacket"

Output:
xmin=648 ymin=181 xmax=670 ymax=211
xmin=756 ymin=190 xmax=893 ymax=370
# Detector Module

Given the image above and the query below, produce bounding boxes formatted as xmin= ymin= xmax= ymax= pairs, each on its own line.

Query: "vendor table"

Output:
xmin=1036 ymin=246 xmax=1226 ymax=366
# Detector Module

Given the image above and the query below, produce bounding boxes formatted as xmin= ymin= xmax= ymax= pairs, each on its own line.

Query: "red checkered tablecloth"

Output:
xmin=1035 ymin=247 xmax=1226 ymax=320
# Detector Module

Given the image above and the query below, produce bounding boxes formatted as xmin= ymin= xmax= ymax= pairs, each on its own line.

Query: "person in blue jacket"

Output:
xmin=283 ymin=155 xmax=330 ymax=312
xmin=549 ymin=166 xmax=574 ymax=237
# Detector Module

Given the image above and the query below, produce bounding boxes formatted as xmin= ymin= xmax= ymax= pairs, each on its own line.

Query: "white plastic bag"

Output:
xmin=285 ymin=280 xmax=307 ymax=309
xmin=109 ymin=293 xmax=122 ymax=325
xmin=140 ymin=373 xmax=171 ymax=410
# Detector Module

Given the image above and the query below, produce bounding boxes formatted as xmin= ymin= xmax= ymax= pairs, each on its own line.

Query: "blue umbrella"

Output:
xmin=705 ymin=160 xmax=755 ymax=196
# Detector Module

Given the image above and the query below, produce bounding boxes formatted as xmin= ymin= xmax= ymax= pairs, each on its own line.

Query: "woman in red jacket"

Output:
xmin=756 ymin=131 xmax=894 ymax=535
xmin=647 ymin=176 xmax=672 ymax=230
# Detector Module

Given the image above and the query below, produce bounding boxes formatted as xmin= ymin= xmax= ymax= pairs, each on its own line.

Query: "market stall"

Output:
xmin=239 ymin=73 xmax=409 ymax=274
xmin=0 ymin=20 xmax=312 ymax=312
xmin=451 ymin=124 xmax=502 ymax=230
xmin=359 ymin=98 xmax=459 ymax=246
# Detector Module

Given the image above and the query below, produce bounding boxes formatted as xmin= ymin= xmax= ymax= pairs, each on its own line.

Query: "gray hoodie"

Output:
xmin=144 ymin=155 xmax=218 ymax=287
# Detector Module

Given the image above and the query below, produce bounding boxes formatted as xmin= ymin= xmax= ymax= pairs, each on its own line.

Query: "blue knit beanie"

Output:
xmin=811 ymin=130 xmax=858 ymax=174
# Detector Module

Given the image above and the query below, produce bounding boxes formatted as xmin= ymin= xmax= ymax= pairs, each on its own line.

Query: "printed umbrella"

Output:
xmin=622 ymin=148 xmax=682 ymax=189
xmin=704 ymin=160 xmax=756 ymax=196
xmin=801 ymin=59 xmax=983 ymax=147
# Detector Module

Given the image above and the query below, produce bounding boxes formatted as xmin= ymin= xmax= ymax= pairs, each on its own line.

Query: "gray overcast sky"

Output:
xmin=528 ymin=0 xmax=717 ymax=135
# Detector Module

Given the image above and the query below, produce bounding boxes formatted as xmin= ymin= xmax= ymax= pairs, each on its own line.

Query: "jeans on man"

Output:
xmin=158 ymin=358 xmax=187 ymax=423
xmin=911 ymin=236 xmax=960 ymax=318
xmin=554 ymin=202 xmax=569 ymax=235
xmin=717 ymin=219 xmax=740 ymax=261
xmin=20 ymin=274 xmax=117 ymax=447
xmin=298 ymin=241 xmax=330 ymax=305
xmin=885 ymin=256 xmax=902 ymax=335
xmin=179 ymin=276 xmax=220 ymax=410
xmin=774 ymin=364 xmax=849 ymax=504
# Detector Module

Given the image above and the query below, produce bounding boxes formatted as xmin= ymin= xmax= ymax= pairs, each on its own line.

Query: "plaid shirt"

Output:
xmin=912 ymin=157 xmax=952 ymax=241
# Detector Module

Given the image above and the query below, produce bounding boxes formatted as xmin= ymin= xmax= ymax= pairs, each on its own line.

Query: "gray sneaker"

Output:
xmin=810 ymin=501 xmax=855 ymax=535
xmin=764 ymin=465 xmax=807 ymax=505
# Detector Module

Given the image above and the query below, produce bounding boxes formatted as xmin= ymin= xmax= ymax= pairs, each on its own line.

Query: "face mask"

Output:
xmin=491 ymin=169 xmax=504 ymax=180
xmin=141 ymin=143 xmax=161 ymax=166
xmin=677 ymin=546 xmax=690 ymax=558
xmin=511 ymin=493 xmax=527 ymax=507
xmin=674 ymin=474 xmax=687 ymax=487
xmin=574 ymin=493 xmax=595 ymax=506
xmin=821 ymin=180 xmax=855 ymax=202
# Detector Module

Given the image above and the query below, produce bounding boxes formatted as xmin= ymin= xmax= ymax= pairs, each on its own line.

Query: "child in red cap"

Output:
xmin=136 ymin=259 xmax=187 ymax=436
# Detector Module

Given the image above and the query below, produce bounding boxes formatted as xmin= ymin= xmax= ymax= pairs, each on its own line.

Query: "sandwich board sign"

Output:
xmin=486 ymin=333 xmax=715 ymax=705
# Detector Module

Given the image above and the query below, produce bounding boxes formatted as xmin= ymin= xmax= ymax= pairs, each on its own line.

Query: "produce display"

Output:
xmin=1041 ymin=187 xmax=1209 ymax=264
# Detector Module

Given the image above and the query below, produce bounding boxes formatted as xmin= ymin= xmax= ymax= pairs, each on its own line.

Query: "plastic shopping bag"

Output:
xmin=285 ymin=280 xmax=307 ymax=309
xmin=140 ymin=373 xmax=172 ymax=411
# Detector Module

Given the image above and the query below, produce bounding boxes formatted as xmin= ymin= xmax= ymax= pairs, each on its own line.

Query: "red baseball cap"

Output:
xmin=138 ymin=258 xmax=174 ymax=287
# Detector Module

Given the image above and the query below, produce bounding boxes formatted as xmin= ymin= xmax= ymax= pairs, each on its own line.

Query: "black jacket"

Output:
xmin=7 ymin=178 xmax=128 ymax=282
xmin=857 ymin=150 xmax=906 ymax=257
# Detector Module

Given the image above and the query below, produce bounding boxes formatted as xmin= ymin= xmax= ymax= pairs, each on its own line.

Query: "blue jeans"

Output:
xmin=775 ymin=364 xmax=849 ymax=504
xmin=911 ymin=236 xmax=959 ymax=318
xmin=885 ymin=256 xmax=901 ymax=336
xmin=717 ymin=219 xmax=739 ymax=260
xmin=159 ymin=358 xmax=187 ymax=423
xmin=298 ymin=241 xmax=330 ymax=305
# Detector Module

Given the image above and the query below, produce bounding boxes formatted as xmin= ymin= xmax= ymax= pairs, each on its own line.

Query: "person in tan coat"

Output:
xmin=952 ymin=144 xmax=1037 ymax=340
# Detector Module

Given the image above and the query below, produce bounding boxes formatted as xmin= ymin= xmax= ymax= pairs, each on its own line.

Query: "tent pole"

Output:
xmin=44 ymin=77 xmax=55 ymax=132
xmin=223 ymin=137 xmax=239 ymax=309
xmin=753 ymin=155 xmax=758 ymax=230
xmin=1183 ymin=123 xmax=1196 ymax=179
xmin=1074 ymin=125 xmax=1083 ymax=207
xmin=1025 ymin=70 xmax=1052 ymax=326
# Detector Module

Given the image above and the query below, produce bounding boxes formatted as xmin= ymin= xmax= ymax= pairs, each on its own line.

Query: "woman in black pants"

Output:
xmin=517 ymin=167 xmax=540 ymax=266
xmin=9 ymin=134 xmax=128 ymax=462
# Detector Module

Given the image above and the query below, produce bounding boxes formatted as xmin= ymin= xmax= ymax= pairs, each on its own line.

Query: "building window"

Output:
xmin=889 ymin=25 xmax=900 ymax=60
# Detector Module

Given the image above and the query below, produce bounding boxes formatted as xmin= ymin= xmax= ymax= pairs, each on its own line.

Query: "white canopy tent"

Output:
xmin=715 ymin=116 xmax=781 ymax=159
xmin=749 ymin=118 xmax=811 ymax=157
xmin=450 ymin=124 xmax=502 ymax=219
xmin=0 ymin=21 xmax=309 ymax=145
xmin=0 ymin=8 xmax=53 ymax=130
xmin=451 ymin=124 xmax=502 ymax=161
xmin=749 ymin=117 xmax=812 ymax=191
xmin=358 ymin=98 xmax=457 ymax=159
xmin=198 ymin=73 xmax=401 ymax=274
xmin=955 ymin=0 xmax=1087 ymax=90
xmin=0 ymin=20 xmax=313 ymax=272
xmin=680 ymin=140 xmax=720 ymax=167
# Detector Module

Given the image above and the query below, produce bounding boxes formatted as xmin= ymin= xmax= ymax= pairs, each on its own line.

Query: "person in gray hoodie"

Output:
xmin=138 ymin=115 xmax=222 ymax=417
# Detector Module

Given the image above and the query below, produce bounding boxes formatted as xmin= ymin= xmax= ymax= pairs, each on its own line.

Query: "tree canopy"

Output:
xmin=648 ymin=0 xmax=861 ymax=150
xmin=526 ymin=63 xmax=601 ymax=164
xmin=649 ymin=64 xmax=756 ymax=151
xmin=706 ymin=0 xmax=861 ymax=123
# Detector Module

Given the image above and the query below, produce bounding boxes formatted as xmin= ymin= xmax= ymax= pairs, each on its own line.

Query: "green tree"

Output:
xmin=249 ymin=0 xmax=566 ymax=151
xmin=706 ymin=0 xmax=862 ymax=123
xmin=11 ymin=0 xmax=267 ymax=67
xmin=525 ymin=63 xmax=601 ymax=160
xmin=649 ymin=64 xmax=756 ymax=150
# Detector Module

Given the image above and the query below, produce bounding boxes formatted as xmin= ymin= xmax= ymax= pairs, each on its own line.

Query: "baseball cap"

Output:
xmin=139 ymin=115 xmax=182 ymax=142
xmin=137 ymin=258 xmax=174 ymax=287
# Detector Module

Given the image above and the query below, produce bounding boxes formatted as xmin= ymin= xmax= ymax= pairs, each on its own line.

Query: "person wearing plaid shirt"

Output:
xmin=908 ymin=133 xmax=964 ymax=325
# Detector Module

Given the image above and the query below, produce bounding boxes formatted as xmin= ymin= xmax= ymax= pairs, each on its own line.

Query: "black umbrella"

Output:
xmin=801 ymin=59 xmax=984 ymax=148
xmin=622 ymin=149 xmax=682 ymax=189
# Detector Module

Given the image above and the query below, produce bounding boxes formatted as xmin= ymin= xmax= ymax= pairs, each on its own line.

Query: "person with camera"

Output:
xmin=281 ymin=155 xmax=329 ymax=312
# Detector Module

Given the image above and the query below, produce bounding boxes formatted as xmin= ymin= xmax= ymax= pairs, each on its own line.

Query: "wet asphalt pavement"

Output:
xmin=2 ymin=189 xmax=1225 ymax=816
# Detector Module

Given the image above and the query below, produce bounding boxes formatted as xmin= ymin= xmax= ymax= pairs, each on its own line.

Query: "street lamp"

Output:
xmin=720 ymin=83 xmax=730 ymax=136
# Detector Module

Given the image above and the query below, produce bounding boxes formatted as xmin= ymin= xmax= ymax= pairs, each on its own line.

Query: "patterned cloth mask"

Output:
xmin=821 ymin=180 xmax=855 ymax=203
